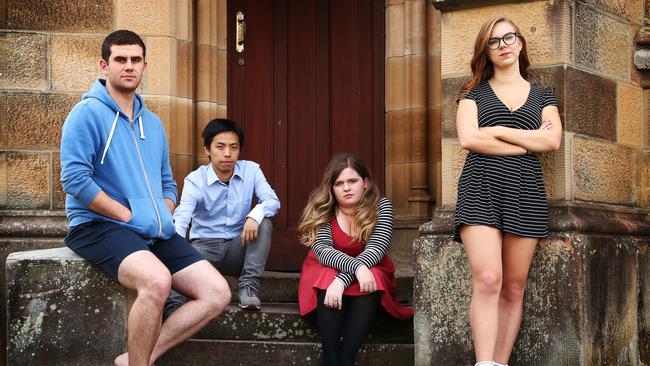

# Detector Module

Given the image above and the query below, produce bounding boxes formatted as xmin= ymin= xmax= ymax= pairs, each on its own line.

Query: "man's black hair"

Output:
xmin=102 ymin=30 xmax=146 ymax=62
xmin=202 ymin=118 xmax=245 ymax=149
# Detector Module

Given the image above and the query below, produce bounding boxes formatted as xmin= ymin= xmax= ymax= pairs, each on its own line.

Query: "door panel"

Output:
xmin=228 ymin=0 xmax=384 ymax=270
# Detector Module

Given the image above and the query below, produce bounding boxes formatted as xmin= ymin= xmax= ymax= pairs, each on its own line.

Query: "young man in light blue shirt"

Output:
xmin=165 ymin=119 xmax=280 ymax=312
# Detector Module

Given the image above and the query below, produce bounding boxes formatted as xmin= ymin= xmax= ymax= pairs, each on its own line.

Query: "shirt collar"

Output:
xmin=206 ymin=161 xmax=242 ymax=186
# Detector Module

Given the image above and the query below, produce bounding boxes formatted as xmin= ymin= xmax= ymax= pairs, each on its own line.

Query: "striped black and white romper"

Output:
xmin=453 ymin=82 xmax=558 ymax=243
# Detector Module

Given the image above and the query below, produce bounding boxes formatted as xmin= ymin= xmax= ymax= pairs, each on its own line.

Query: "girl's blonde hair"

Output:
xmin=458 ymin=16 xmax=530 ymax=101
xmin=298 ymin=153 xmax=380 ymax=246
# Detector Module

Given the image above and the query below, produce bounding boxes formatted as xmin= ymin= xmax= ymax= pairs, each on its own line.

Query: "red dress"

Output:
xmin=298 ymin=217 xmax=413 ymax=320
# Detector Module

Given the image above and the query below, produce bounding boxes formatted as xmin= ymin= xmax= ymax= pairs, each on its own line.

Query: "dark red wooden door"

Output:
xmin=228 ymin=0 xmax=385 ymax=271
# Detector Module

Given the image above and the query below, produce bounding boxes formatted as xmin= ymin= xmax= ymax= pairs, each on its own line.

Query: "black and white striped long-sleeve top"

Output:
xmin=310 ymin=197 xmax=394 ymax=287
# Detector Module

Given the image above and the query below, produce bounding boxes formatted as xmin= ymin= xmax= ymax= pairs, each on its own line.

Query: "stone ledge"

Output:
xmin=419 ymin=201 xmax=650 ymax=236
xmin=0 ymin=210 xmax=68 ymax=237
xmin=6 ymin=246 xmax=127 ymax=366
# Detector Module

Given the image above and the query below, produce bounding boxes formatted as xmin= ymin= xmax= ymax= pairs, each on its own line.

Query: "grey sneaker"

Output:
xmin=238 ymin=286 xmax=261 ymax=310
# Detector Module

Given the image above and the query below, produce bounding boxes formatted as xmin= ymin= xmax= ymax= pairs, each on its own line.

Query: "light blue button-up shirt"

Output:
xmin=173 ymin=160 xmax=280 ymax=240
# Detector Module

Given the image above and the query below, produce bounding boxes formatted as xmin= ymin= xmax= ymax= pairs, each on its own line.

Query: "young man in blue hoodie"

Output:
xmin=60 ymin=30 xmax=231 ymax=366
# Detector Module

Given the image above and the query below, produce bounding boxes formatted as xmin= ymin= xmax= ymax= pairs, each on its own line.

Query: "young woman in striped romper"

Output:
xmin=297 ymin=153 xmax=412 ymax=366
xmin=454 ymin=17 xmax=563 ymax=366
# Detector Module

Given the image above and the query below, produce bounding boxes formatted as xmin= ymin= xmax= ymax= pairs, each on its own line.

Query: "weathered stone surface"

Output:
xmin=385 ymin=163 xmax=412 ymax=217
xmin=564 ymin=67 xmax=616 ymax=141
xmin=440 ymin=76 xmax=465 ymax=138
xmin=0 ymin=210 xmax=68 ymax=238
xmin=217 ymin=0 xmax=227 ymax=50
xmin=387 ymin=3 xmax=405 ymax=58
xmin=0 ymin=152 xmax=50 ymax=209
xmin=639 ymin=239 xmax=650 ymax=365
xmin=386 ymin=56 xmax=406 ymax=110
xmin=52 ymin=152 xmax=65 ymax=209
xmin=177 ymin=40 xmax=194 ymax=99
xmin=158 ymin=340 xmax=413 ymax=366
xmin=595 ymin=0 xmax=644 ymax=23
xmin=6 ymin=247 xmax=127 ymax=366
xmin=575 ymin=1 xmax=631 ymax=81
xmin=637 ymin=151 xmax=650 ymax=208
xmin=415 ymin=203 xmax=648 ymax=365
xmin=5 ymin=0 xmax=112 ymax=32
xmin=214 ymin=47 xmax=224 ymax=103
xmin=0 ymin=238 xmax=63 ymax=366
xmin=573 ymin=136 xmax=635 ymax=205
xmin=145 ymin=37 xmax=177 ymax=95
xmin=635 ymin=48 xmax=650 ymax=69
xmin=387 ymin=109 xmax=413 ymax=164
xmin=528 ymin=66 xmax=566 ymax=112
xmin=50 ymin=35 xmax=103 ymax=92
xmin=143 ymin=96 xmax=174 ymax=144
xmin=115 ymin=0 xmax=173 ymax=37
xmin=192 ymin=303 xmax=412 ymax=344
xmin=538 ymin=136 xmax=565 ymax=201
xmin=440 ymin=138 xmax=467 ymax=206
xmin=173 ymin=98 xmax=194 ymax=155
xmin=638 ymin=26 xmax=650 ymax=45
xmin=175 ymin=0 xmax=192 ymax=41
xmin=617 ymin=83 xmax=644 ymax=148
xmin=0 ymin=32 xmax=47 ymax=90
xmin=647 ymin=89 xmax=650 ymax=147
xmin=0 ymin=92 xmax=79 ymax=149
xmin=196 ymin=45 xmax=218 ymax=102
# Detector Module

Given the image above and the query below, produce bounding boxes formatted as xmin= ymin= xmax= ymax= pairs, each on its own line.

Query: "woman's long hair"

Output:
xmin=458 ymin=16 xmax=531 ymax=100
xmin=298 ymin=153 xmax=380 ymax=246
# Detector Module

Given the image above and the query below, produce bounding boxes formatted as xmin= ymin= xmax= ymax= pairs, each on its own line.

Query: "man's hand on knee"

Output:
xmin=240 ymin=217 xmax=260 ymax=245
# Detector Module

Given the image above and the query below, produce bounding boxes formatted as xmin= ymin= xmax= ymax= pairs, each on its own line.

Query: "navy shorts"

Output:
xmin=64 ymin=220 xmax=204 ymax=280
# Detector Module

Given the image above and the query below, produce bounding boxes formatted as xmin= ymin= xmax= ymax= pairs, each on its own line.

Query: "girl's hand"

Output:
xmin=355 ymin=265 xmax=377 ymax=293
xmin=540 ymin=119 xmax=553 ymax=131
xmin=325 ymin=279 xmax=345 ymax=310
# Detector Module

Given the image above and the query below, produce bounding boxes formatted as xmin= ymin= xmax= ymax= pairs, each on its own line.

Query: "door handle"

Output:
xmin=236 ymin=11 xmax=245 ymax=53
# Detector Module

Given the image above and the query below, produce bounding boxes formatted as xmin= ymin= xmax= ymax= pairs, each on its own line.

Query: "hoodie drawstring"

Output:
xmin=139 ymin=115 xmax=146 ymax=140
xmin=100 ymin=113 xmax=146 ymax=165
xmin=101 ymin=111 xmax=120 ymax=165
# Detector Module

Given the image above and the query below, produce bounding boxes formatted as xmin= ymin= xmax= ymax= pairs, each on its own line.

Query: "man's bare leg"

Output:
xmin=115 ymin=260 xmax=231 ymax=365
xmin=113 ymin=251 xmax=172 ymax=366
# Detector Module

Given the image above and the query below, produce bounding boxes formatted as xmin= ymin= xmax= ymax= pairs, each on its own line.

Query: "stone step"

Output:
xmin=157 ymin=339 xmax=414 ymax=366
xmin=225 ymin=271 xmax=413 ymax=305
xmin=194 ymin=303 xmax=413 ymax=344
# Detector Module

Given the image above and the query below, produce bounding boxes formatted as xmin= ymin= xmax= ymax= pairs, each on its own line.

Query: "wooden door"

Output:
xmin=228 ymin=0 xmax=385 ymax=271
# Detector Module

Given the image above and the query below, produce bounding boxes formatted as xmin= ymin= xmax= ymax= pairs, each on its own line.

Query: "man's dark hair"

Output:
xmin=203 ymin=118 xmax=245 ymax=149
xmin=101 ymin=30 xmax=146 ymax=62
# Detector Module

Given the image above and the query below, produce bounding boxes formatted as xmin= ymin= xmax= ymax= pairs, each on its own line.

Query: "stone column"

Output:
xmin=385 ymin=0 xmax=433 ymax=265
xmin=414 ymin=0 xmax=650 ymax=365
xmin=195 ymin=0 xmax=227 ymax=167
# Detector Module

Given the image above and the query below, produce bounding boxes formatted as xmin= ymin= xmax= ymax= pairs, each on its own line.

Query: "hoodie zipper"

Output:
xmin=129 ymin=119 xmax=163 ymax=238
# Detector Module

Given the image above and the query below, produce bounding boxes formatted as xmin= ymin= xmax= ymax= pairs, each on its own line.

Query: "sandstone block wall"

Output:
xmin=0 ymin=0 xmax=226 ymax=207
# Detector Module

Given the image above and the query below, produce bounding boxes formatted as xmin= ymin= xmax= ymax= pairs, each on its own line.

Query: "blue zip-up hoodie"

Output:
xmin=60 ymin=79 xmax=177 ymax=239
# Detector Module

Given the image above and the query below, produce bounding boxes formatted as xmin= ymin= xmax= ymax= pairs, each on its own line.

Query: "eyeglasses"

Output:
xmin=486 ymin=32 xmax=519 ymax=50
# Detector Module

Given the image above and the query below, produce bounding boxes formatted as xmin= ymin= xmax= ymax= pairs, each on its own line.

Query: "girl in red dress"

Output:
xmin=297 ymin=153 xmax=413 ymax=366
